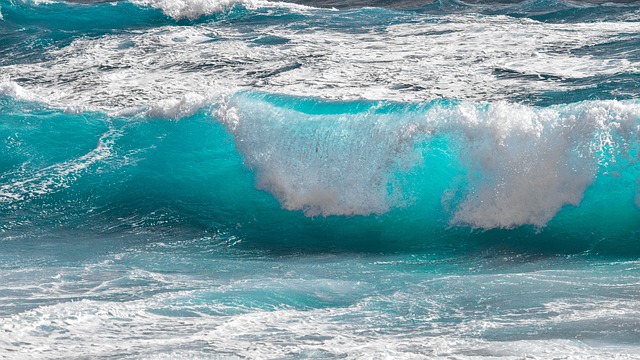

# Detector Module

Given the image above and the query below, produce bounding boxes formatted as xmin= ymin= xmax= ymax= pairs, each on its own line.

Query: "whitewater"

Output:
xmin=1 ymin=0 xmax=639 ymax=358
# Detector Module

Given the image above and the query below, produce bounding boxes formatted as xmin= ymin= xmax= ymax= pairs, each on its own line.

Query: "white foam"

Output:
xmin=219 ymin=95 xmax=640 ymax=226
xmin=15 ymin=0 xmax=58 ymax=5
xmin=145 ymin=92 xmax=213 ymax=119
xmin=131 ymin=0 xmax=315 ymax=20
xmin=0 ymin=129 xmax=120 ymax=203
xmin=0 ymin=81 xmax=45 ymax=103
xmin=436 ymin=100 xmax=640 ymax=229
xmin=2 ymin=254 xmax=640 ymax=359
xmin=1 ymin=14 xmax=638 ymax=111
xmin=2 ymin=292 xmax=640 ymax=359
xmin=217 ymin=96 xmax=427 ymax=216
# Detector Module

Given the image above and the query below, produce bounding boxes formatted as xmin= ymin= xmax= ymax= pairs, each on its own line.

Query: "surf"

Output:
xmin=2 ymin=2 xmax=640 ymax=358
xmin=1 ymin=90 xmax=638 ymax=254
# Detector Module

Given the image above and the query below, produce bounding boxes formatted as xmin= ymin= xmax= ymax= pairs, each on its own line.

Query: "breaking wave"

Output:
xmin=1 ymin=91 xmax=638 ymax=253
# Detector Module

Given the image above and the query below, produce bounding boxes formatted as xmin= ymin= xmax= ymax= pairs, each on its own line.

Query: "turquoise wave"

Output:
xmin=1 ymin=92 xmax=638 ymax=255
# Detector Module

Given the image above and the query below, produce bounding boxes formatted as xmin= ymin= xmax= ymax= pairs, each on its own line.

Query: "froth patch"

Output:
xmin=0 ymin=81 xmax=44 ymax=103
xmin=446 ymin=102 xmax=595 ymax=229
xmin=145 ymin=92 xmax=213 ymax=119
xmin=3 ymin=13 xmax=637 ymax=111
xmin=131 ymin=0 xmax=314 ymax=20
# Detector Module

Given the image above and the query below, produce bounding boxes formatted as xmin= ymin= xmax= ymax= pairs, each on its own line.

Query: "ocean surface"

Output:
xmin=1 ymin=0 xmax=640 ymax=358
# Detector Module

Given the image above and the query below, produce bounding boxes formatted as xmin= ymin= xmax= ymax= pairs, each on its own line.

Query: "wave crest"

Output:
xmin=130 ymin=0 xmax=314 ymax=20
xmin=218 ymin=93 xmax=640 ymax=228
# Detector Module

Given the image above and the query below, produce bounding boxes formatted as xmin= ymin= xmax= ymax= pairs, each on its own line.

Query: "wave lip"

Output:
xmin=218 ymin=92 xmax=640 ymax=229
xmin=216 ymin=94 xmax=419 ymax=217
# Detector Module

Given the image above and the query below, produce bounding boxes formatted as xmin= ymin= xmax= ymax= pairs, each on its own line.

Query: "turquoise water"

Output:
xmin=1 ymin=0 xmax=640 ymax=358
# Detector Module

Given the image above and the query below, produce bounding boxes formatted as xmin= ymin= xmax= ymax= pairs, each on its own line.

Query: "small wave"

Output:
xmin=130 ymin=0 xmax=316 ymax=20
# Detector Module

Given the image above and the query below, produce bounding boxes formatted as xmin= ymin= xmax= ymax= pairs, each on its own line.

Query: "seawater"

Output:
xmin=1 ymin=0 xmax=639 ymax=358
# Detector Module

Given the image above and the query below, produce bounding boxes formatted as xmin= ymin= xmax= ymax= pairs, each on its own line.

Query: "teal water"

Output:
xmin=1 ymin=0 xmax=640 ymax=358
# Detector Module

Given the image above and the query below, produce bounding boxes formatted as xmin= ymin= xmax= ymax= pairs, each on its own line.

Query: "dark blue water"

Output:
xmin=1 ymin=0 xmax=639 ymax=358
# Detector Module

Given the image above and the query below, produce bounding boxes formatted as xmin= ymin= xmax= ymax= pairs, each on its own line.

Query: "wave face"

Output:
xmin=2 ymin=0 xmax=640 ymax=358
xmin=1 ymin=92 xmax=638 ymax=254
xmin=220 ymin=93 xmax=640 ymax=227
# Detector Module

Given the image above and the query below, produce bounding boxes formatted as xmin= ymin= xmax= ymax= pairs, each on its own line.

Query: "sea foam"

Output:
xmin=0 ymin=81 xmax=44 ymax=103
xmin=3 ymin=11 xmax=637 ymax=112
xmin=219 ymin=93 xmax=640 ymax=228
xmin=130 ymin=0 xmax=314 ymax=20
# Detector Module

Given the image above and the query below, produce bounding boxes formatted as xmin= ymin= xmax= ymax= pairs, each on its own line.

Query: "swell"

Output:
xmin=0 ymin=0 xmax=316 ymax=69
xmin=1 ymin=92 xmax=639 ymax=255
xmin=2 ymin=0 xmax=638 ymax=31
xmin=0 ymin=0 xmax=311 ymax=29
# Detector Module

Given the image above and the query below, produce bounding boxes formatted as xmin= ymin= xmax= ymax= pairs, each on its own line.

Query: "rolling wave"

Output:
xmin=1 ymin=91 xmax=638 ymax=254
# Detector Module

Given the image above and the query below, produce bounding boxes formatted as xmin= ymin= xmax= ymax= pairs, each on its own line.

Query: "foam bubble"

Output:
xmin=442 ymin=101 xmax=595 ymax=229
xmin=428 ymin=100 xmax=639 ymax=229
